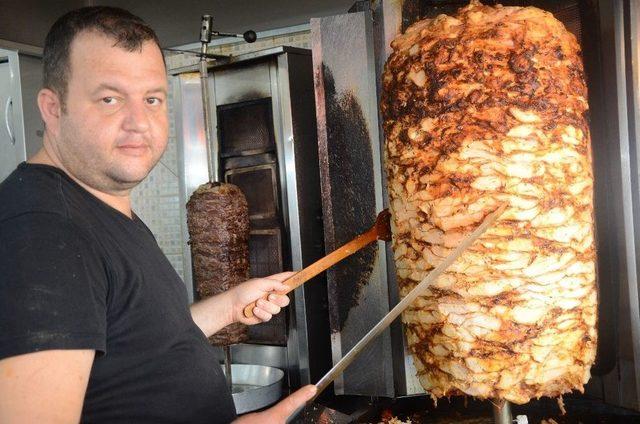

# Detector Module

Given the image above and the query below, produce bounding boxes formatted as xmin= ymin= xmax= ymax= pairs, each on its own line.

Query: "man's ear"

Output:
xmin=37 ymin=88 xmax=62 ymax=135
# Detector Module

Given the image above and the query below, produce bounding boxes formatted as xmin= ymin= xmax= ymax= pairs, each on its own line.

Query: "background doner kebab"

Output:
xmin=187 ymin=183 xmax=250 ymax=346
xmin=381 ymin=0 xmax=597 ymax=405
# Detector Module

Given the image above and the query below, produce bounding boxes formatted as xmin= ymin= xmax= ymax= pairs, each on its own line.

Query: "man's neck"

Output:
xmin=29 ymin=147 xmax=134 ymax=219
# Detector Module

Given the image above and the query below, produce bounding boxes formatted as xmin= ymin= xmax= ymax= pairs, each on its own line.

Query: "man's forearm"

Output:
xmin=190 ymin=292 xmax=235 ymax=338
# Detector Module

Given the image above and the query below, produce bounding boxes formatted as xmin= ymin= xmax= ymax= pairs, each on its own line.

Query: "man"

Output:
xmin=0 ymin=7 xmax=315 ymax=423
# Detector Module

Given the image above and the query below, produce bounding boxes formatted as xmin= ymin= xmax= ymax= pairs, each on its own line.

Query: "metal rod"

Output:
xmin=493 ymin=400 xmax=512 ymax=424
xmin=224 ymin=345 xmax=233 ymax=393
xmin=199 ymin=15 xmax=218 ymax=183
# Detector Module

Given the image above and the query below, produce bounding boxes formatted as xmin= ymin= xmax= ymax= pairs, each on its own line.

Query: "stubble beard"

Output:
xmin=56 ymin=120 xmax=161 ymax=195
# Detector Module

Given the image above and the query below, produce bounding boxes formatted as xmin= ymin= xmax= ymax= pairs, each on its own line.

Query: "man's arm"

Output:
xmin=190 ymin=272 xmax=293 ymax=338
xmin=0 ymin=350 xmax=95 ymax=423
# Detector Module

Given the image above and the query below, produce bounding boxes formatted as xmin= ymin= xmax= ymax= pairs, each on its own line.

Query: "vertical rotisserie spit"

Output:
xmin=381 ymin=1 xmax=597 ymax=404
xmin=186 ymin=182 xmax=250 ymax=346
xmin=185 ymin=16 xmax=251 ymax=349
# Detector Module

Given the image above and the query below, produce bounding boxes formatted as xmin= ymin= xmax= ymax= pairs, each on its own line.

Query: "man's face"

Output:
xmin=54 ymin=30 xmax=168 ymax=194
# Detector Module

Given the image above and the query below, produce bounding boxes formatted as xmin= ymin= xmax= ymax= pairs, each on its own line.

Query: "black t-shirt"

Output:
xmin=0 ymin=163 xmax=236 ymax=423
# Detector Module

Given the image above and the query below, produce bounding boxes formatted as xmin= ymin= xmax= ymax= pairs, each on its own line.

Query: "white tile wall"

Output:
xmin=131 ymin=77 xmax=186 ymax=279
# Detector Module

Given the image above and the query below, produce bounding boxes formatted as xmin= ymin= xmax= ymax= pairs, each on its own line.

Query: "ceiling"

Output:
xmin=0 ymin=0 xmax=356 ymax=48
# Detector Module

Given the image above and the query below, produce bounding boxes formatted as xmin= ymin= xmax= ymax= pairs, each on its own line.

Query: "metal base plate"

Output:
xmin=222 ymin=363 xmax=284 ymax=414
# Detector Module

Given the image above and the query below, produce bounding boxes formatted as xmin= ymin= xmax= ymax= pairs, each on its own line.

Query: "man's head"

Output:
xmin=38 ymin=7 xmax=169 ymax=195
xmin=43 ymin=7 xmax=162 ymax=112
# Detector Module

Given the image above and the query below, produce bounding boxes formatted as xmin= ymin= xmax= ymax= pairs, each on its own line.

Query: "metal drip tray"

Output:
xmin=222 ymin=364 xmax=284 ymax=414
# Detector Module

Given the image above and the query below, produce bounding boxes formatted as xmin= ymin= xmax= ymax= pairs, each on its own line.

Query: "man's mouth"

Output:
xmin=117 ymin=143 xmax=149 ymax=156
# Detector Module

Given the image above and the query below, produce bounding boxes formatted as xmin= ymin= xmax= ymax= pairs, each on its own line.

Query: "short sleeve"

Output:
xmin=0 ymin=212 xmax=108 ymax=360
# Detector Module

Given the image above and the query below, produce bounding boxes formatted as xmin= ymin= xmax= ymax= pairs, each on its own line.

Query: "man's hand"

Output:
xmin=229 ymin=272 xmax=292 ymax=325
xmin=190 ymin=272 xmax=293 ymax=338
xmin=233 ymin=385 xmax=316 ymax=424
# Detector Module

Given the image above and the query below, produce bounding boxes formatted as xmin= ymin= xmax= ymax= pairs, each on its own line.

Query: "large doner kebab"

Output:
xmin=381 ymin=1 xmax=597 ymax=404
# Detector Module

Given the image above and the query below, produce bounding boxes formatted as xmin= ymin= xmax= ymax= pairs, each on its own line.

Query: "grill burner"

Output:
xmin=248 ymin=228 xmax=283 ymax=277
xmin=226 ymin=164 xmax=279 ymax=219
xmin=218 ymin=98 xmax=275 ymax=157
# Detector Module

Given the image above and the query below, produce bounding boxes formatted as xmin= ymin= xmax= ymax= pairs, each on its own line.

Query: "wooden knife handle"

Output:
xmin=243 ymin=226 xmax=379 ymax=318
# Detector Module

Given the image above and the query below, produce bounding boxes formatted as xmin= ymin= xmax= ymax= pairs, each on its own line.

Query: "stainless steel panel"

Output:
xmin=285 ymin=52 xmax=331 ymax=386
xmin=587 ymin=0 xmax=640 ymax=410
xmin=311 ymin=11 xmax=394 ymax=397
xmin=229 ymin=344 xmax=288 ymax=369
xmin=369 ymin=0 xmax=414 ymax=396
xmin=174 ymin=72 xmax=211 ymax=200
xmin=173 ymin=72 xmax=209 ymax=302
xmin=213 ymin=61 xmax=272 ymax=106
xmin=168 ymin=46 xmax=311 ymax=76
xmin=613 ymin=0 xmax=640 ymax=410
xmin=0 ymin=49 xmax=26 ymax=181
xmin=272 ymin=54 xmax=311 ymax=387
xmin=18 ymin=54 xmax=42 ymax=158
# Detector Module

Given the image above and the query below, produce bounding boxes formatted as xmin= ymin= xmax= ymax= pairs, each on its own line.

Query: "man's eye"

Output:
xmin=102 ymin=97 xmax=117 ymax=105
xmin=146 ymin=97 xmax=162 ymax=105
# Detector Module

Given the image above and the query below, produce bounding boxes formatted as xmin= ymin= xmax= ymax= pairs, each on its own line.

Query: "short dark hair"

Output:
xmin=43 ymin=6 xmax=163 ymax=110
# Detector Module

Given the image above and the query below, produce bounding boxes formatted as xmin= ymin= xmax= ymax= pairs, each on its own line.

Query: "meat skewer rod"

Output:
xmin=493 ymin=400 xmax=513 ymax=424
xmin=224 ymin=346 xmax=233 ymax=393
xmin=243 ymin=209 xmax=392 ymax=318
xmin=199 ymin=14 xmax=217 ymax=184
xmin=199 ymin=14 xmax=234 ymax=391
xmin=189 ymin=15 xmax=251 ymax=392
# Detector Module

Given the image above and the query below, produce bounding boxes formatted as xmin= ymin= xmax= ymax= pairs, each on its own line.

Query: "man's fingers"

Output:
xmin=237 ymin=277 xmax=293 ymax=324
xmin=273 ymin=385 xmax=317 ymax=420
xmin=268 ymin=293 xmax=290 ymax=307
xmin=245 ymin=295 xmax=288 ymax=323
xmin=252 ymin=307 xmax=272 ymax=322
xmin=256 ymin=299 xmax=281 ymax=315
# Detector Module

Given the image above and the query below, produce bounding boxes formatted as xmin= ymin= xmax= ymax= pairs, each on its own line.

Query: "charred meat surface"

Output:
xmin=381 ymin=1 xmax=596 ymax=404
xmin=186 ymin=182 xmax=250 ymax=345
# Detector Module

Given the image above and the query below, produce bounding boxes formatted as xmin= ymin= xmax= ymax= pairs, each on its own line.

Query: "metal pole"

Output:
xmin=224 ymin=345 xmax=233 ymax=393
xmin=493 ymin=400 xmax=512 ymax=424
xmin=199 ymin=14 xmax=218 ymax=183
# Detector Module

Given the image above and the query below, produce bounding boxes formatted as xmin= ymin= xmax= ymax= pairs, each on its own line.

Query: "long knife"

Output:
xmin=312 ymin=202 xmax=508 ymax=400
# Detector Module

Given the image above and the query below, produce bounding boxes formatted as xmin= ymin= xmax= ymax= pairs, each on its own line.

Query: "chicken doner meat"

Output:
xmin=187 ymin=182 xmax=250 ymax=345
xmin=381 ymin=1 xmax=597 ymax=404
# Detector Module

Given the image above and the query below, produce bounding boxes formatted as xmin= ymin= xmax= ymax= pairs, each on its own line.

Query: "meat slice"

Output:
xmin=381 ymin=1 xmax=596 ymax=404
xmin=187 ymin=182 xmax=250 ymax=345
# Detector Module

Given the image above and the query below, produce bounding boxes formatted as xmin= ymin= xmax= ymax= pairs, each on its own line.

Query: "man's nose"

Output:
xmin=122 ymin=101 xmax=150 ymax=133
